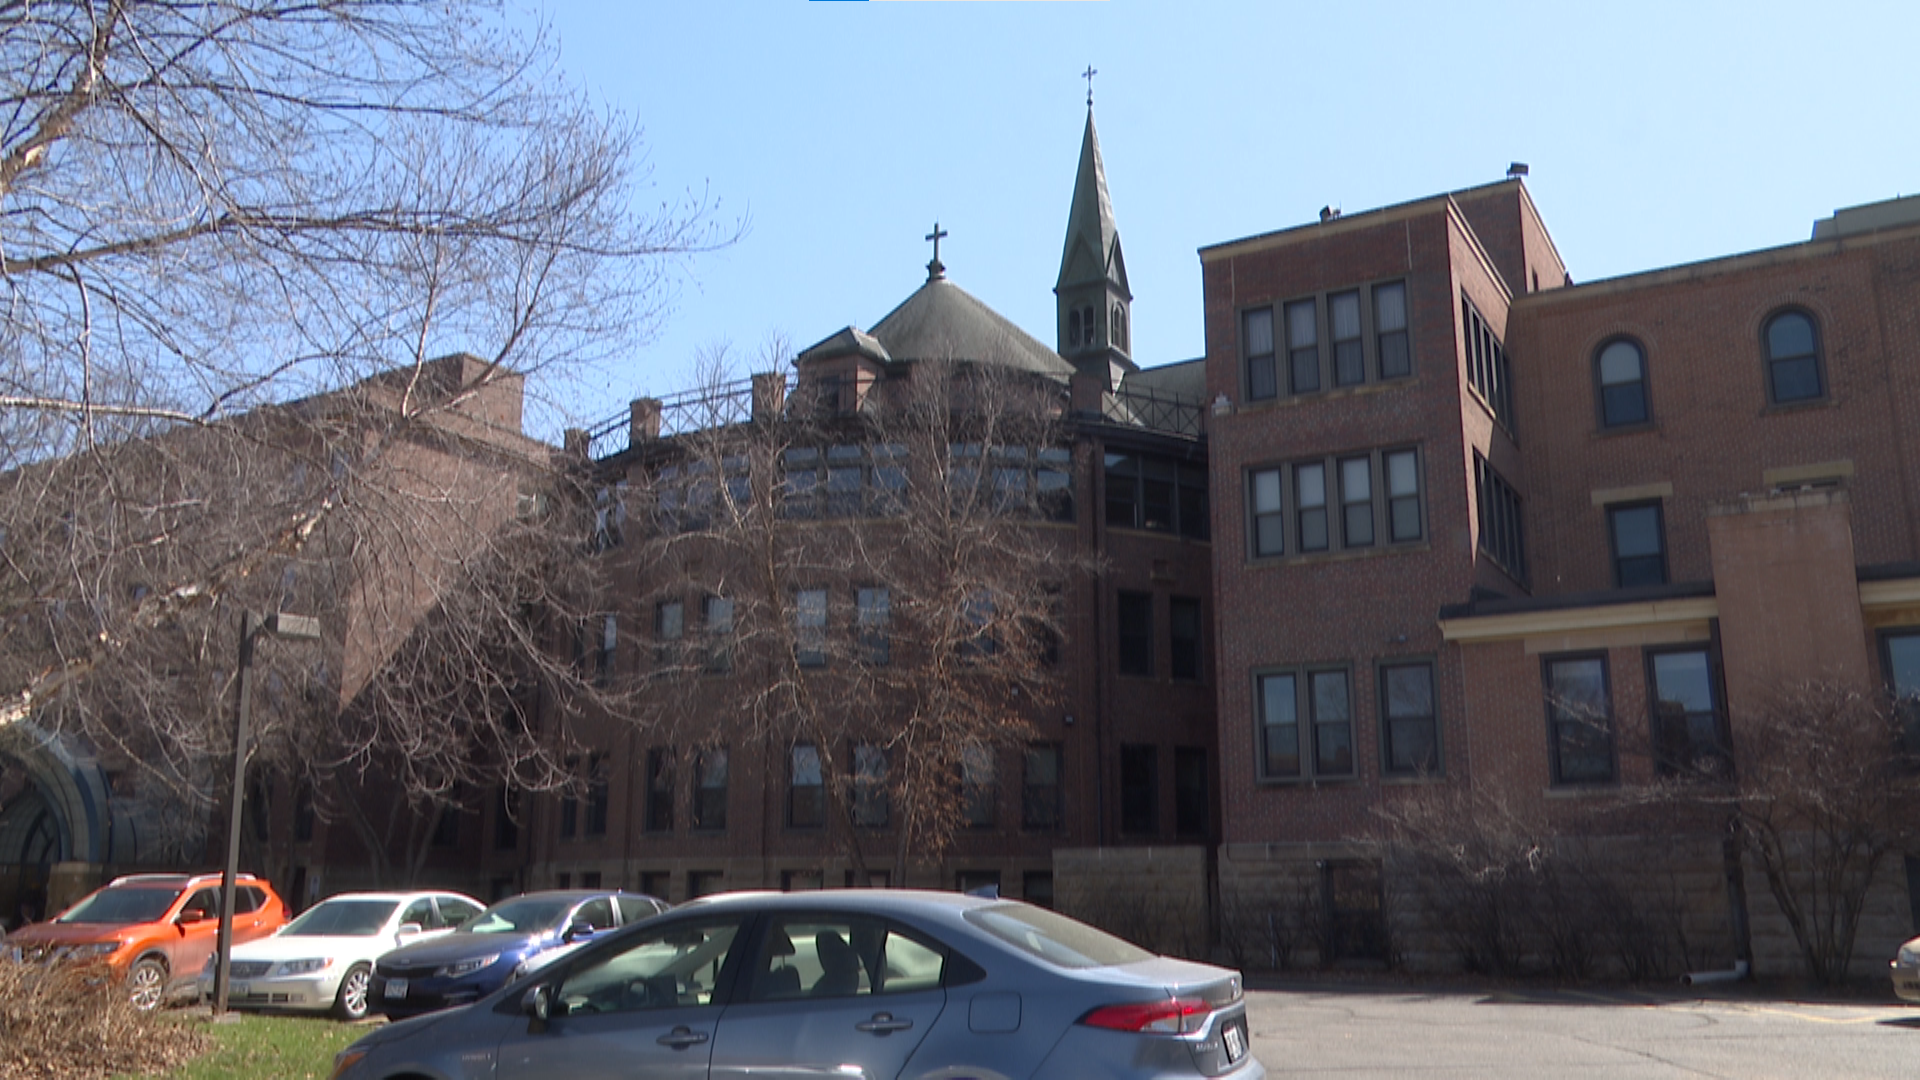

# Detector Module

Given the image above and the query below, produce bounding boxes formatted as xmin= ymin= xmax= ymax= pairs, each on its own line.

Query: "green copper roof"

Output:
xmin=867 ymin=276 xmax=1075 ymax=381
xmin=1056 ymin=109 xmax=1131 ymax=298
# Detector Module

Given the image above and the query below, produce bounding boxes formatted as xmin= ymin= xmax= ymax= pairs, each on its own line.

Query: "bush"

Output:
xmin=0 ymin=960 xmax=209 ymax=1079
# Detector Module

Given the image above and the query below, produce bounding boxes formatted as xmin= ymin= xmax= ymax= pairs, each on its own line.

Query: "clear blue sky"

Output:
xmin=524 ymin=0 xmax=1920 ymax=430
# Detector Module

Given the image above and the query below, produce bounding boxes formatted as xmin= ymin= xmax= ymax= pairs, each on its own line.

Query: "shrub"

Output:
xmin=0 ymin=960 xmax=208 ymax=1079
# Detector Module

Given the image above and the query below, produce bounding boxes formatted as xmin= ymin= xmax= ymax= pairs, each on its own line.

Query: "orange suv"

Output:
xmin=4 ymin=872 xmax=288 ymax=1009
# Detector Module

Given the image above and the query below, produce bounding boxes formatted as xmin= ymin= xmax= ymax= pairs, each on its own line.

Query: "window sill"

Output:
xmin=1759 ymin=395 xmax=1837 ymax=416
xmin=1544 ymin=783 xmax=1618 ymax=798
xmin=1592 ymin=420 xmax=1658 ymax=440
xmin=1245 ymin=541 xmax=1431 ymax=570
xmin=1232 ymin=376 xmax=1414 ymax=414
xmin=1379 ymin=773 xmax=1445 ymax=786
xmin=1254 ymin=775 xmax=1361 ymax=788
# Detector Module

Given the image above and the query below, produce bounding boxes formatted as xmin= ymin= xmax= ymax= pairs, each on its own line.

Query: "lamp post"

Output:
xmin=212 ymin=609 xmax=321 ymax=1018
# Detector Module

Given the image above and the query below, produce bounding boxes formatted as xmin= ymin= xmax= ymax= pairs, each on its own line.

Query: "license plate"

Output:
xmin=1223 ymin=1020 xmax=1247 ymax=1063
xmin=384 ymin=978 xmax=408 ymax=1000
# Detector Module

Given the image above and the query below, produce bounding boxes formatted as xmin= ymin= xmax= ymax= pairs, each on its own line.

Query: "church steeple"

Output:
xmin=1055 ymin=96 xmax=1134 ymax=384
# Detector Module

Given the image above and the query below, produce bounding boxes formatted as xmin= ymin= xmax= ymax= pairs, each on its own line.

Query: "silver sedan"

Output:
xmin=330 ymin=888 xmax=1264 ymax=1080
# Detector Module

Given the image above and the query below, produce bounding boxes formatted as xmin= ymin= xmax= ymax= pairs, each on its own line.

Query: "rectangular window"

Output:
xmin=655 ymin=600 xmax=684 ymax=668
xmin=493 ymin=787 xmax=519 ymax=851
xmin=789 ymin=744 xmax=825 ymax=828
xmin=1375 ymin=281 xmax=1410 ymax=378
xmin=1880 ymin=629 xmax=1920 ymax=754
xmin=1545 ymin=655 xmax=1615 ymax=784
xmin=704 ymin=595 xmax=734 ymax=673
xmin=1608 ymin=501 xmax=1667 ymax=587
xmin=1474 ymin=454 xmax=1527 ymax=582
xmin=1140 ymin=459 xmax=1176 ymax=533
xmin=1244 ymin=307 xmax=1277 ymax=401
xmin=826 ymin=444 xmax=864 ymax=518
xmin=851 ymin=743 xmax=889 ymax=827
xmin=1461 ymin=295 xmax=1515 ymax=430
xmin=795 ymin=588 xmax=827 ymax=668
xmin=1648 ymin=648 xmax=1727 ymax=776
xmin=1256 ymin=667 xmax=1355 ymax=780
xmin=1385 ymin=449 xmax=1421 ymax=543
xmin=559 ymin=764 xmax=579 ymax=840
xmin=645 ymin=748 xmax=674 ymax=832
xmin=1104 ymin=452 xmax=1141 ymax=529
xmin=1339 ymin=456 xmax=1374 ymax=547
xmin=1311 ymin=669 xmax=1355 ymax=777
xmin=1295 ymin=462 xmax=1329 ymax=552
xmin=1120 ymin=744 xmax=1158 ymax=835
xmin=1178 ymin=464 xmax=1210 ymax=540
xmin=1036 ymin=447 xmax=1074 ymax=523
xmin=1248 ymin=467 xmax=1285 ymax=558
xmin=693 ymin=748 xmax=727 ymax=830
xmin=780 ymin=448 xmax=820 ymax=519
xmin=1174 ymin=747 xmax=1208 ymax=836
xmin=857 ymin=587 xmax=891 ymax=665
xmin=585 ymin=755 xmax=609 ymax=837
xmin=870 ymin=443 xmax=909 ymax=517
xmin=1257 ymin=671 xmax=1300 ymax=778
xmin=1379 ymin=661 xmax=1439 ymax=776
xmin=1331 ymin=290 xmax=1364 ymax=387
xmin=1117 ymin=590 xmax=1153 ymax=676
xmin=595 ymin=614 xmax=617 ymax=685
xmin=961 ymin=746 xmax=995 ymax=828
xmin=1022 ymin=743 xmax=1063 ymax=830
xmin=1169 ymin=596 xmax=1202 ymax=681
xmin=1286 ymin=299 xmax=1319 ymax=394
xmin=1022 ymin=871 xmax=1055 ymax=909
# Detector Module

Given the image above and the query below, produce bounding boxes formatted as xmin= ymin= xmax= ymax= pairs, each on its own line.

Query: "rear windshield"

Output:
xmin=462 ymin=897 xmax=573 ymax=935
xmin=962 ymin=903 xmax=1155 ymax=969
xmin=282 ymin=899 xmax=399 ymax=937
xmin=58 ymin=887 xmax=182 ymax=925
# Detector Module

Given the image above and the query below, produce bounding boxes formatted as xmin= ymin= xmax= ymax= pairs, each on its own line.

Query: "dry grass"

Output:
xmin=0 ymin=962 xmax=210 ymax=1079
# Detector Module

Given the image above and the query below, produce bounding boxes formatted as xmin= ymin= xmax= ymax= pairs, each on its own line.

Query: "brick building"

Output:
xmin=1204 ymin=179 xmax=1920 ymax=975
xmin=472 ymin=107 xmax=1220 ymax=927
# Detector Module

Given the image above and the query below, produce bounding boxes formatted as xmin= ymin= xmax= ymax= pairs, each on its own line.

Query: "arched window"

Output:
xmin=1081 ymin=305 xmax=1097 ymax=346
xmin=1764 ymin=309 xmax=1823 ymax=404
xmin=1111 ymin=304 xmax=1127 ymax=352
xmin=1595 ymin=338 xmax=1649 ymax=428
xmin=1067 ymin=308 xmax=1082 ymax=348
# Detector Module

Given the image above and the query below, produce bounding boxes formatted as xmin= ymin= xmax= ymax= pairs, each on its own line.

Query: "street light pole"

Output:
xmin=212 ymin=609 xmax=320 ymax=1018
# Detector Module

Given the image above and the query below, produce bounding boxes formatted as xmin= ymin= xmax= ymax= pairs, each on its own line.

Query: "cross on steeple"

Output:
xmin=1082 ymin=65 xmax=1098 ymax=109
xmin=925 ymin=221 xmax=948 ymax=281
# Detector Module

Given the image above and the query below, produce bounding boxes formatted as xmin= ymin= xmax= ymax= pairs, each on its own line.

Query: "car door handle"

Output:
xmin=855 ymin=1012 xmax=914 ymax=1034
xmin=657 ymin=1027 xmax=710 ymax=1049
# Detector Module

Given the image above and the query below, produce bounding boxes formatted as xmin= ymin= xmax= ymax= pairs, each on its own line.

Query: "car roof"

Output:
xmin=491 ymin=889 xmax=655 ymax=904
xmin=308 ymin=891 xmax=477 ymax=904
xmin=106 ymin=872 xmax=263 ymax=889
xmin=679 ymin=889 xmax=1001 ymax=917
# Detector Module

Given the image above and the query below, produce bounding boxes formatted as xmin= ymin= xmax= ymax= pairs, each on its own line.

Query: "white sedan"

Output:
xmin=1894 ymin=935 xmax=1920 ymax=1003
xmin=201 ymin=891 xmax=484 ymax=1019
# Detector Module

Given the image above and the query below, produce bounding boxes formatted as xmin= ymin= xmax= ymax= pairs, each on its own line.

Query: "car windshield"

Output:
xmin=460 ymin=897 xmax=574 ymax=935
xmin=280 ymin=899 xmax=399 ymax=937
xmin=56 ymin=887 xmax=183 ymax=925
xmin=964 ymin=903 xmax=1156 ymax=969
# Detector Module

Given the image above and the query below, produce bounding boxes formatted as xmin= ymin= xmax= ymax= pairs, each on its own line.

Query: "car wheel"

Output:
xmin=334 ymin=962 xmax=372 ymax=1021
xmin=127 ymin=956 xmax=168 ymax=1012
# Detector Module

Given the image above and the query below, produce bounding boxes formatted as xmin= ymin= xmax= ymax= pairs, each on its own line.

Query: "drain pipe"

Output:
xmin=1684 ymin=959 xmax=1750 ymax=986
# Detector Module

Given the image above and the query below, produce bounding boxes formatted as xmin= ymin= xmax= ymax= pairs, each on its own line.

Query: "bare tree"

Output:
xmin=0 ymin=2 xmax=727 ymax=867
xmin=613 ymin=353 xmax=1088 ymax=883
xmin=1660 ymin=684 xmax=1920 ymax=984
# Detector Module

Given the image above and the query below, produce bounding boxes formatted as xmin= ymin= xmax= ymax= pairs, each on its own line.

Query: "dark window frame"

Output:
xmin=850 ymin=743 xmax=889 ymax=828
xmin=1594 ymin=336 xmax=1652 ymax=430
xmin=1878 ymin=628 xmax=1920 ymax=756
xmin=1169 ymin=596 xmax=1203 ymax=682
xmin=1461 ymin=294 xmax=1516 ymax=433
xmin=794 ymin=587 xmax=827 ymax=669
xmin=1255 ymin=664 xmax=1357 ymax=782
xmin=1763 ymin=307 xmax=1826 ymax=406
xmin=1174 ymin=746 xmax=1209 ymax=836
xmin=1607 ymin=500 xmax=1669 ymax=588
xmin=644 ymin=747 xmax=675 ymax=833
xmin=692 ymin=748 xmax=728 ymax=832
xmin=1542 ymin=652 xmax=1617 ymax=786
xmin=1119 ymin=744 xmax=1159 ymax=836
xmin=1378 ymin=659 xmax=1440 ymax=777
xmin=1645 ymin=644 xmax=1730 ymax=778
xmin=1474 ymin=453 xmax=1528 ymax=584
xmin=1021 ymin=742 xmax=1064 ymax=831
xmin=1117 ymin=590 xmax=1154 ymax=677
xmin=787 ymin=743 xmax=826 ymax=829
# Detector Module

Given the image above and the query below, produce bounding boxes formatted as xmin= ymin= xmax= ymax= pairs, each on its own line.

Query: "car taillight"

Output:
xmin=1078 ymin=996 xmax=1212 ymax=1035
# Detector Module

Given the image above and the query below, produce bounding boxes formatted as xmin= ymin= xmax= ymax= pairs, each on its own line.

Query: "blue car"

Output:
xmin=369 ymin=890 xmax=666 ymax=1019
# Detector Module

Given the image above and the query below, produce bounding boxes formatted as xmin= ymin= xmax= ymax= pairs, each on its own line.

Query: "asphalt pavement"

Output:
xmin=1243 ymin=980 xmax=1920 ymax=1079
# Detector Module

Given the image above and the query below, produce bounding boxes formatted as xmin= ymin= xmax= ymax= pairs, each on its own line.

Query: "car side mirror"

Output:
xmin=523 ymin=984 xmax=551 ymax=1026
xmin=396 ymin=923 xmax=423 ymax=937
xmin=176 ymin=907 xmax=212 ymax=925
xmin=562 ymin=921 xmax=595 ymax=943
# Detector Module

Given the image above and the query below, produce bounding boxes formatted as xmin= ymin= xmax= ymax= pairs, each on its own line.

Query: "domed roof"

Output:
xmin=862 ymin=276 xmax=1075 ymax=381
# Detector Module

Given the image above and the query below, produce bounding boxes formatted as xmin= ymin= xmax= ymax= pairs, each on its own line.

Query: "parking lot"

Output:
xmin=1244 ymin=981 xmax=1920 ymax=1079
